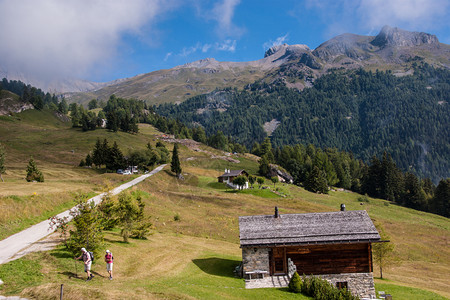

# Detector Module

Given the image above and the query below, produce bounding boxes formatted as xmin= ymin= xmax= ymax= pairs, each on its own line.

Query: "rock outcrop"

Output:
xmin=371 ymin=25 xmax=439 ymax=48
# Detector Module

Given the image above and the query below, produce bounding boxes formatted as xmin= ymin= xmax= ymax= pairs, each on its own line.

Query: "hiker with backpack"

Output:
xmin=105 ymin=250 xmax=114 ymax=280
xmin=75 ymin=248 xmax=94 ymax=281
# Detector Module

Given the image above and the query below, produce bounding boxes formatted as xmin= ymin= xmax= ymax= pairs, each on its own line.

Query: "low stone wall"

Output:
xmin=242 ymin=247 xmax=269 ymax=275
xmin=320 ymin=273 xmax=376 ymax=299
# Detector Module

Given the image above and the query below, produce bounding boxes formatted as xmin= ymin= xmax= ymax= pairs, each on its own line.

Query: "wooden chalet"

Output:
xmin=218 ymin=169 xmax=249 ymax=183
xmin=218 ymin=169 xmax=249 ymax=189
xmin=238 ymin=206 xmax=381 ymax=298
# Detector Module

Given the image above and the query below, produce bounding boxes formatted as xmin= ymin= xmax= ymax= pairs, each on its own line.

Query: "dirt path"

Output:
xmin=0 ymin=164 xmax=166 ymax=265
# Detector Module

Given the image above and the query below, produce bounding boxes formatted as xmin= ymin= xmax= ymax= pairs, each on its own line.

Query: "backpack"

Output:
xmin=105 ymin=253 xmax=113 ymax=262
xmin=88 ymin=251 xmax=94 ymax=262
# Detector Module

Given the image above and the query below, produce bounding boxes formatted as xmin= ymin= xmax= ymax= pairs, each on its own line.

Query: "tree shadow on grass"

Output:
xmin=103 ymin=237 xmax=129 ymax=244
xmin=192 ymin=257 xmax=241 ymax=278
xmin=50 ymin=247 xmax=74 ymax=259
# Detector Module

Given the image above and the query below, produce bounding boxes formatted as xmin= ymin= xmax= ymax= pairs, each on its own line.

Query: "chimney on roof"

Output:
xmin=340 ymin=204 xmax=346 ymax=211
xmin=274 ymin=206 xmax=279 ymax=218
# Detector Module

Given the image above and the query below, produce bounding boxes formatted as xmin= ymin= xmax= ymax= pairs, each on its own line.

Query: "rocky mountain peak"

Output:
xmin=371 ymin=25 xmax=439 ymax=48
xmin=264 ymin=44 xmax=310 ymax=58
xmin=264 ymin=44 xmax=289 ymax=57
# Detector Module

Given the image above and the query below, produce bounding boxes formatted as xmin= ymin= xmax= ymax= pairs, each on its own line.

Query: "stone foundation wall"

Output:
xmin=320 ymin=273 xmax=376 ymax=299
xmin=242 ymin=247 xmax=269 ymax=274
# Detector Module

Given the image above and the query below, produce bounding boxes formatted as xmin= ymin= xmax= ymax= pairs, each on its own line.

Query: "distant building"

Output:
xmin=239 ymin=206 xmax=381 ymax=299
xmin=218 ymin=169 xmax=249 ymax=189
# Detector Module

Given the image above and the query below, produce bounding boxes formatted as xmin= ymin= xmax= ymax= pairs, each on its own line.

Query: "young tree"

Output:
xmin=114 ymin=192 xmax=151 ymax=242
xmin=257 ymin=177 xmax=264 ymax=189
xmin=0 ymin=143 xmax=5 ymax=182
xmin=232 ymin=175 xmax=247 ymax=190
xmin=271 ymin=176 xmax=279 ymax=189
xmin=85 ymin=153 xmax=92 ymax=167
xmin=248 ymin=175 xmax=256 ymax=188
xmin=171 ymin=143 xmax=182 ymax=177
xmin=372 ymin=225 xmax=395 ymax=279
xmin=130 ymin=196 xmax=152 ymax=239
xmin=97 ymin=190 xmax=118 ymax=230
xmin=26 ymin=157 xmax=44 ymax=182
xmin=67 ymin=196 xmax=104 ymax=256
xmin=288 ymin=271 xmax=302 ymax=293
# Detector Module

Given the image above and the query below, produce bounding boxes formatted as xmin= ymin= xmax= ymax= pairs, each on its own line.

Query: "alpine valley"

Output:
xmin=62 ymin=26 xmax=450 ymax=183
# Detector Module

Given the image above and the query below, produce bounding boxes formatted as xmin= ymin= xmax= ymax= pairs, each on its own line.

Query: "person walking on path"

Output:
xmin=105 ymin=250 xmax=114 ymax=280
xmin=75 ymin=248 xmax=94 ymax=281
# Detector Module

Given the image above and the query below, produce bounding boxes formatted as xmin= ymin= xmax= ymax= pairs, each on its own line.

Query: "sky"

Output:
xmin=0 ymin=0 xmax=449 ymax=84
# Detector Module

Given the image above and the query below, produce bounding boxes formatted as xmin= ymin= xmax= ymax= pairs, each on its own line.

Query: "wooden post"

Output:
xmin=368 ymin=243 xmax=373 ymax=272
xmin=60 ymin=284 xmax=64 ymax=300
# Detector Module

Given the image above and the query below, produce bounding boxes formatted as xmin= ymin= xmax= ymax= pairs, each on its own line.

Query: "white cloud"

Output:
xmin=357 ymin=0 xmax=450 ymax=32
xmin=263 ymin=34 xmax=289 ymax=50
xmin=0 ymin=0 xmax=169 ymax=83
xmin=304 ymin=0 xmax=449 ymax=38
xmin=202 ymin=44 xmax=212 ymax=53
xmin=170 ymin=40 xmax=237 ymax=60
xmin=211 ymin=0 xmax=245 ymax=38
xmin=216 ymin=40 xmax=237 ymax=52
xmin=164 ymin=52 xmax=173 ymax=61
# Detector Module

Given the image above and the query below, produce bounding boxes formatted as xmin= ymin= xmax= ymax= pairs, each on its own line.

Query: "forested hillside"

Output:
xmin=156 ymin=63 xmax=449 ymax=183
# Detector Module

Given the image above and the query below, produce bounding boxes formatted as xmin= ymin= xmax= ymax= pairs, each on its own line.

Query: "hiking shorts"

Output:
xmin=106 ymin=263 xmax=113 ymax=272
xmin=84 ymin=261 xmax=92 ymax=272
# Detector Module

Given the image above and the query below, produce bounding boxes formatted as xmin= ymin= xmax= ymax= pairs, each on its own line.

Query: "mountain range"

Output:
xmin=61 ymin=25 xmax=449 ymax=105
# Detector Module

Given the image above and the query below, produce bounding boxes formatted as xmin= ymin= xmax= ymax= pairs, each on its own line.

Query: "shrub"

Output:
xmin=288 ymin=271 xmax=302 ymax=293
xmin=357 ymin=194 xmax=370 ymax=203
xmin=301 ymin=275 xmax=359 ymax=300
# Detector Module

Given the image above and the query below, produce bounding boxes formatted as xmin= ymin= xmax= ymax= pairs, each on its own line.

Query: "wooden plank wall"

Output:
xmin=284 ymin=243 xmax=371 ymax=275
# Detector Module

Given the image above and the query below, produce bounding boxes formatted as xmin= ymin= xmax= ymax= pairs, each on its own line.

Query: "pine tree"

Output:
xmin=402 ymin=172 xmax=426 ymax=210
xmin=305 ymin=166 xmax=328 ymax=194
xmin=171 ymin=143 xmax=182 ymax=177
xmin=85 ymin=153 xmax=92 ymax=167
xmin=26 ymin=157 xmax=44 ymax=182
xmin=106 ymin=142 xmax=125 ymax=172
xmin=431 ymin=179 xmax=450 ymax=218
xmin=258 ymin=154 xmax=270 ymax=177
xmin=288 ymin=271 xmax=302 ymax=293
xmin=92 ymin=138 xmax=103 ymax=167
xmin=67 ymin=196 xmax=104 ymax=256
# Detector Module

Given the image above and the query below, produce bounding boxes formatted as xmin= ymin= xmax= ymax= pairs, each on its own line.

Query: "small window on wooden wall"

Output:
xmin=336 ymin=282 xmax=348 ymax=290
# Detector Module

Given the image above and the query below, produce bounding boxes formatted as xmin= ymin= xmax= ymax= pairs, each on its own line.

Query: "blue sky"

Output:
xmin=0 ymin=0 xmax=449 ymax=83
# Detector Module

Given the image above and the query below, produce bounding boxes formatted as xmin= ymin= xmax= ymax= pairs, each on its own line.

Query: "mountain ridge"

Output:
xmin=64 ymin=25 xmax=449 ymax=105
xmin=2 ymin=26 xmax=448 ymax=104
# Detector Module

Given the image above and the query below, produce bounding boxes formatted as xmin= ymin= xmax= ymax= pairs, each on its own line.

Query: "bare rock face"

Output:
xmin=0 ymin=94 xmax=34 ymax=116
xmin=371 ymin=25 xmax=439 ymax=48
xmin=312 ymin=33 xmax=373 ymax=62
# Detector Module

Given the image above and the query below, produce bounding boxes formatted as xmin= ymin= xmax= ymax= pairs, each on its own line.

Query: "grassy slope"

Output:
xmin=0 ymin=109 xmax=449 ymax=299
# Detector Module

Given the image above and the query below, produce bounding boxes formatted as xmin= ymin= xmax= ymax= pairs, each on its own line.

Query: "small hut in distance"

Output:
xmin=239 ymin=206 xmax=382 ymax=299
xmin=218 ymin=169 xmax=249 ymax=189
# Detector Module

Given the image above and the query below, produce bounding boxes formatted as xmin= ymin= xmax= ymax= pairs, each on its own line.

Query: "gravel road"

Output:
xmin=0 ymin=164 xmax=166 ymax=265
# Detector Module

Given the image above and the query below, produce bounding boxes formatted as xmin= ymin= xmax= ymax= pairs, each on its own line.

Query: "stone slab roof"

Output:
xmin=218 ymin=169 xmax=247 ymax=178
xmin=239 ymin=210 xmax=380 ymax=247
